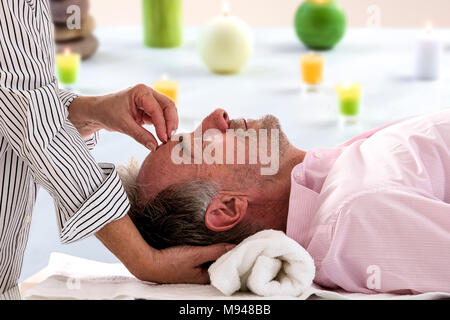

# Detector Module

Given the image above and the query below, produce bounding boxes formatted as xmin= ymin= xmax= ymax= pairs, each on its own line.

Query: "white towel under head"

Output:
xmin=208 ymin=229 xmax=316 ymax=297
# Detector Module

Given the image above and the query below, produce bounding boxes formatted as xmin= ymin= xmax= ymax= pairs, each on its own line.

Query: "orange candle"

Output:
xmin=153 ymin=74 xmax=179 ymax=104
xmin=300 ymin=52 xmax=324 ymax=85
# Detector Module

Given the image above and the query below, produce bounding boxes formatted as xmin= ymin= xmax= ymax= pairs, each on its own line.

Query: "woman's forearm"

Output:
xmin=95 ymin=214 xmax=161 ymax=281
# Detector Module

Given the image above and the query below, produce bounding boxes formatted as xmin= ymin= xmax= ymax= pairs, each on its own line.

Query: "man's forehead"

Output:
xmin=137 ymin=149 xmax=170 ymax=199
xmin=137 ymin=147 xmax=195 ymax=201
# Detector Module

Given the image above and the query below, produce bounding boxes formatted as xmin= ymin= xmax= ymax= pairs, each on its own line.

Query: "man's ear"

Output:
xmin=205 ymin=193 xmax=248 ymax=232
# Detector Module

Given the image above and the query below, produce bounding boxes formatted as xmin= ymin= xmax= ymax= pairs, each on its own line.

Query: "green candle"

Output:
xmin=294 ymin=0 xmax=347 ymax=50
xmin=142 ymin=0 xmax=183 ymax=48
xmin=56 ymin=49 xmax=81 ymax=85
xmin=336 ymin=83 xmax=362 ymax=116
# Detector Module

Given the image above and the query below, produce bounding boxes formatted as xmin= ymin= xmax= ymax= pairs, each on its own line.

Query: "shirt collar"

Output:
xmin=286 ymin=148 xmax=341 ymax=247
xmin=286 ymin=163 xmax=319 ymax=247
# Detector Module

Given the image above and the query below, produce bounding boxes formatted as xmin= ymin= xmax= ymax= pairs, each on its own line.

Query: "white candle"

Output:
xmin=198 ymin=1 xmax=254 ymax=74
xmin=415 ymin=23 xmax=442 ymax=80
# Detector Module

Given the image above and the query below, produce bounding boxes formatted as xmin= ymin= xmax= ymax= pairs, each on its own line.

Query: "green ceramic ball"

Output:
xmin=294 ymin=0 xmax=347 ymax=50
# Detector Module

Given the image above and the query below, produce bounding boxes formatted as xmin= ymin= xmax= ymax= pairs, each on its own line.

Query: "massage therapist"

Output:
xmin=0 ymin=0 xmax=231 ymax=297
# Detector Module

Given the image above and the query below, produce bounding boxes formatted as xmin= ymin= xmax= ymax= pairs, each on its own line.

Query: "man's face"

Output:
xmin=137 ymin=108 xmax=292 ymax=203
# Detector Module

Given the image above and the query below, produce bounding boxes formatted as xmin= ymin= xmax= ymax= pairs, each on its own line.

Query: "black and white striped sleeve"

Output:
xmin=58 ymin=89 xmax=99 ymax=150
xmin=59 ymin=89 xmax=78 ymax=110
xmin=0 ymin=0 xmax=129 ymax=244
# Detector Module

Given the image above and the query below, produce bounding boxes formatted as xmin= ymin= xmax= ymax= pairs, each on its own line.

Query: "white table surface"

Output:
xmin=19 ymin=26 xmax=450 ymax=283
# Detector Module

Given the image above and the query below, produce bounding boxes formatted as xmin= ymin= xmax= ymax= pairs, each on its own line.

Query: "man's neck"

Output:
xmin=251 ymin=147 xmax=306 ymax=231
xmin=275 ymin=147 xmax=307 ymax=193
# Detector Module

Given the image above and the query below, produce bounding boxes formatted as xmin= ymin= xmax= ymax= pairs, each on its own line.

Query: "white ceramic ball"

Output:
xmin=198 ymin=15 xmax=254 ymax=74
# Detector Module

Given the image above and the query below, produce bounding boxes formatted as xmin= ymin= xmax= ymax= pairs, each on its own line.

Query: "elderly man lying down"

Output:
xmin=119 ymin=108 xmax=450 ymax=295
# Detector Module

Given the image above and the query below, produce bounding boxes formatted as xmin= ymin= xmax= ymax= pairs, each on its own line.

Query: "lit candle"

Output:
xmin=336 ymin=83 xmax=362 ymax=117
xmin=198 ymin=1 xmax=254 ymax=74
xmin=55 ymin=48 xmax=81 ymax=85
xmin=153 ymin=74 xmax=179 ymax=104
xmin=415 ymin=22 xmax=442 ymax=80
xmin=300 ymin=52 xmax=324 ymax=85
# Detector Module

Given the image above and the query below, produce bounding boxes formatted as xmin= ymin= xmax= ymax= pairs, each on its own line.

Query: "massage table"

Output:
xmin=19 ymin=252 xmax=450 ymax=300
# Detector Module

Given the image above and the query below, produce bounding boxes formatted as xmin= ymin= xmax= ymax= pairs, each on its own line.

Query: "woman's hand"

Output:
xmin=143 ymin=244 xmax=235 ymax=284
xmin=68 ymin=84 xmax=178 ymax=151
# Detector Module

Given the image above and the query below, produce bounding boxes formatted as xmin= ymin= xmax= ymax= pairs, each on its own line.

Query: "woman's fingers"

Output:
xmin=133 ymin=85 xmax=168 ymax=143
xmin=187 ymin=244 xmax=235 ymax=284
xmin=193 ymin=268 xmax=211 ymax=285
xmin=191 ymin=243 xmax=235 ymax=266
xmin=102 ymin=84 xmax=179 ymax=150
xmin=141 ymin=114 xmax=153 ymax=125
xmin=153 ymin=90 xmax=178 ymax=139
xmin=156 ymin=243 xmax=235 ymax=284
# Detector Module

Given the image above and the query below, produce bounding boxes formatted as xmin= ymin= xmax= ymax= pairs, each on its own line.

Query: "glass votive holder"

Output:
xmin=152 ymin=74 xmax=179 ymax=105
xmin=336 ymin=82 xmax=362 ymax=127
xmin=56 ymin=48 xmax=81 ymax=90
xmin=300 ymin=52 xmax=324 ymax=92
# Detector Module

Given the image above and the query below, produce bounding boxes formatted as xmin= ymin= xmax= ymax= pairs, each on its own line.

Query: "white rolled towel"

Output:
xmin=208 ymin=229 xmax=316 ymax=297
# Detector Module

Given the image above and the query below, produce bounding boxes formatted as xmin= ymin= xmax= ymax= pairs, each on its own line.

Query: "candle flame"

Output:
xmin=63 ymin=47 xmax=72 ymax=55
xmin=161 ymin=73 xmax=169 ymax=81
xmin=336 ymin=82 xmax=362 ymax=92
xmin=338 ymin=83 xmax=351 ymax=91
xmin=425 ymin=21 xmax=434 ymax=33
xmin=222 ymin=0 xmax=230 ymax=16
xmin=312 ymin=0 xmax=329 ymax=5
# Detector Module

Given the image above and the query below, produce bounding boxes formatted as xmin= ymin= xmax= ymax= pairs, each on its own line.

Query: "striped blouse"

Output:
xmin=0 ymin=0 xmax=130 ymax=295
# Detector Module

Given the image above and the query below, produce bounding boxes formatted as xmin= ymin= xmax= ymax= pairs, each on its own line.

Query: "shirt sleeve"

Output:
xmin=319 ymin=188 xmax=450 ymax=294
xmin=0 ymin=0 xmax=129 ymax=244
xmin=58 ymin=89 xmax=99 ymax=150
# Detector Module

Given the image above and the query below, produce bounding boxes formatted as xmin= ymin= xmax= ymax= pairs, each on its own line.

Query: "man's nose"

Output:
xmin=201 ymin=108 xmax=230 ymax=132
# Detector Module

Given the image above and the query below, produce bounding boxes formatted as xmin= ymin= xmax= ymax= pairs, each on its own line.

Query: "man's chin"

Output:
xmin=259 ymin=115 xmax=281 ymax=130
xmin=255 ymin=115 xmax=291 ymax=157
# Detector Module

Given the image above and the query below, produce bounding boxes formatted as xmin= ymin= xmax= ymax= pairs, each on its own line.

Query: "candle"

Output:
xmin=153 ymin=74 xmax=179 ymax=104
xmin=294 ymin=0 xmax=347 ymax=50
xmin=336 ymin=83 xmax=362 ymax=117
xmin=55 ymin=48 xmax=81 ymax=85
xmin=415 ymin=23 xmax=442 ymax=80
xmin=300 ymin=52 xmax=324 ymax=85
xmin=198 ymin=1 xmax=254 ymax=74
xmin=142 ymin=0 xmax=183 ymax=48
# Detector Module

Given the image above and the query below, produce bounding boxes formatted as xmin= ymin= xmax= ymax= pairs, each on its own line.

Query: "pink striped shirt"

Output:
xmin=287 ymin=110 xmax=450 ymax=294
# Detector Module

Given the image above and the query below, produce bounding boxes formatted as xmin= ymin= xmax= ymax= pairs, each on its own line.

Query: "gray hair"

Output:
xmin=117 ymin=158 xmax=261 ymax=249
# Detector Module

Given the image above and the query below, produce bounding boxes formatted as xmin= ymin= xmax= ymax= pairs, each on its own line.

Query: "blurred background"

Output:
xmin=90 ymin=0 xmax=450 ymax=27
